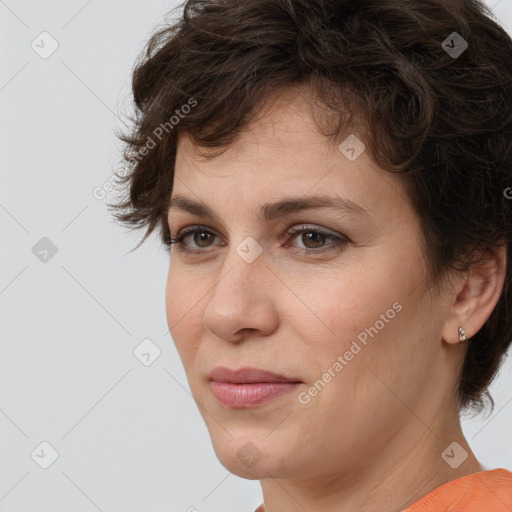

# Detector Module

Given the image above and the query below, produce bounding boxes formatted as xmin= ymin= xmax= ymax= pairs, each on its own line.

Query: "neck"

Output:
xmin=259 ymin=413 xmax=482 ymax=512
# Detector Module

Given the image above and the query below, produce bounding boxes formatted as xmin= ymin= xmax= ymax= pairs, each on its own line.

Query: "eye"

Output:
xmin=284 ymin=225 xmax=349 ymax=255
xmin=167 ymin=224 xmax=349 ymax=256
xmin=168 ymin=225 xmax=222 ymax=254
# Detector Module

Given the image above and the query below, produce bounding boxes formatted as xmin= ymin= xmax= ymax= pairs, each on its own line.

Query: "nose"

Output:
xmin=202 ymin=240 xmax=279 ymax=343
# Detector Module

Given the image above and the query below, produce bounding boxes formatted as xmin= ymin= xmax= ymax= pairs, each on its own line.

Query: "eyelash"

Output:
xmin=167 ymin=224 xmax=348 ymax=256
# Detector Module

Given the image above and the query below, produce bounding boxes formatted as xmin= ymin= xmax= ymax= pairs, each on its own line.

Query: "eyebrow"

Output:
xmin=167 ymin=193 xmax=370 ymax=222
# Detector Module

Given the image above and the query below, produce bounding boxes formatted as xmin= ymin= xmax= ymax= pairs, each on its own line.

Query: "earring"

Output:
xmin=458 ymin=327 xmax=467 ymax=343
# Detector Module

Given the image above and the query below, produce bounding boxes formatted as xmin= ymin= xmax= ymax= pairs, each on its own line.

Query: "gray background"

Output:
xmin=1 ymin=1 xmax=511 ymax=511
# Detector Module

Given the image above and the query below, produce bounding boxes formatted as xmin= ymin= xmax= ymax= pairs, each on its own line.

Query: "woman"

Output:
xmin=111 ymin=0 xmax=512 ymax=510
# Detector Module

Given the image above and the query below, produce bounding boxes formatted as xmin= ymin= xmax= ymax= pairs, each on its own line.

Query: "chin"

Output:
xmin=212 ymin=439 xmax=271 ymax=479
xmin=206 ymin=425 xmax=281 ymax=476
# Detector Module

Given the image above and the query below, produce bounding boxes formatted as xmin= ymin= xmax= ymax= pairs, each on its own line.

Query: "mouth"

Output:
xmin=208 ymin=366 xmax=302 ymax=408
xmin=209 ymin=366 xmax=302 ymax=384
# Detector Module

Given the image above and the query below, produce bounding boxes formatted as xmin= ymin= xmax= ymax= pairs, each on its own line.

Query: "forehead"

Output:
xmin=172 ymin=86 xmax=410 ymax=223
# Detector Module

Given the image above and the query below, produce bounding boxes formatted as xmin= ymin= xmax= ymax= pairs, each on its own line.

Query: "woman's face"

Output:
xmin=165 ymin=86 xmax=457 ymax=482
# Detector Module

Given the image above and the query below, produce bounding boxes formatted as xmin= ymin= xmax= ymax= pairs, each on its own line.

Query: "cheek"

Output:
xmin=302 ymin=274 xmax=397 ymax=349
xmin=294 ymin=291 xmax=420 ymax=441
xmin=307 ymin=270 xmax=436 ymax=414
xmin=299 ymin=260 xmax=427 ymax=391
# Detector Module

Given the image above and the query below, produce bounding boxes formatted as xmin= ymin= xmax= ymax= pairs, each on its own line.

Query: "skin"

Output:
xmin=165 ymin=83 xmax=506 ymax=512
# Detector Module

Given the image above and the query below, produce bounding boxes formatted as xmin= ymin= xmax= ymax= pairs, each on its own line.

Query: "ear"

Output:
xmin=441 ymin=244 xmax=507 ymax=345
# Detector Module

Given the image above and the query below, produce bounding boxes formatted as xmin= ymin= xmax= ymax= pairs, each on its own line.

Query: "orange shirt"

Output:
xmin=404 ymin=468 xmax=512 ymax=511
xmin=253 ymin=468 xmax=512 ymax=511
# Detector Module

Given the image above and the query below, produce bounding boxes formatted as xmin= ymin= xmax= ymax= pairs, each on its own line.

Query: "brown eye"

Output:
xmin=192 ymin=231 xmax=214 ymax=247
xmin=168 ymin=224 xmax=348 ymax=257
xmin=169 ymin=226 xmax=221 ymax=253
xmin=285 ymin=225 xmax=349 ymax=255
xmin=300 ymin=231 xmax=327 ymax=249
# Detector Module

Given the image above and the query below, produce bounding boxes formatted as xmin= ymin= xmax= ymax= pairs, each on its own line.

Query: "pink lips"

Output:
xmin=209 ymin=366 xmax=302 ymax=408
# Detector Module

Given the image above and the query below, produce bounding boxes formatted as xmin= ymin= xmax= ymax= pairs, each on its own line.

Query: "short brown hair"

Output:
xmin=110 ymin=0 xmax=512 ymax=412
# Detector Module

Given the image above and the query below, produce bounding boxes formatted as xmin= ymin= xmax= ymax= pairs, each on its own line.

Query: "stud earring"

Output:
xmin=458 ymin=327 xmax=467 ymax=343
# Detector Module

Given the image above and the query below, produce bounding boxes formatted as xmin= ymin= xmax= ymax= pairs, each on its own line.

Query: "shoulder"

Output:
xmin=404 ymin=468 xmax=512 ymax=512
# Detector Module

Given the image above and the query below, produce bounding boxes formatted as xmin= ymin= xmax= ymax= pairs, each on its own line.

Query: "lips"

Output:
xmin=208 ymin=366 xmax=302 ymax=408
xmin=209 ymin=366 xmax=301 ymax=384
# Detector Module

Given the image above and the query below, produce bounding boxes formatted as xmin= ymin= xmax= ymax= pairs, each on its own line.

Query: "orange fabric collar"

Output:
xmin=254 ymin=468 xmax=512 ymax=512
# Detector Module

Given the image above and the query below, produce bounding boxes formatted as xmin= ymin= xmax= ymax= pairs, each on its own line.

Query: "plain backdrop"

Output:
xmin=1 ymin=1 xmax=511 ymax=511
